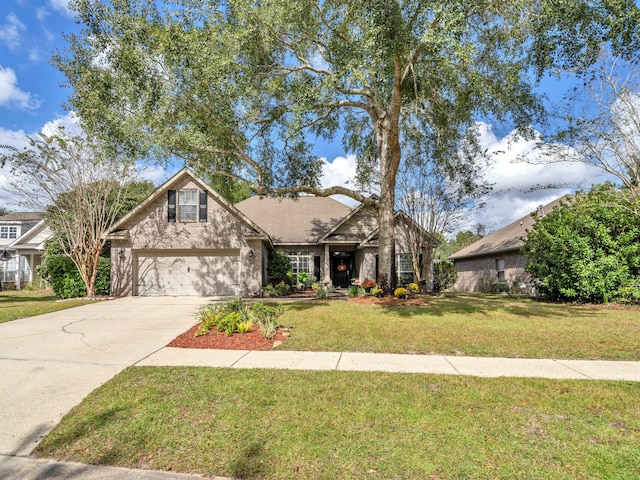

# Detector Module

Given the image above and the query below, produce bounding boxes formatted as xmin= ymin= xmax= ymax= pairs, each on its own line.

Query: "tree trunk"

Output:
xmin=376 ymin=122 xmax=401 ymax=295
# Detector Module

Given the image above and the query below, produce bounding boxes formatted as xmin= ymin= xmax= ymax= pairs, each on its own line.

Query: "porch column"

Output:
xmin=323 ymin=244 xmax=331 ymax=284
xmin=14 ymin=252 xmax=20 ymax=290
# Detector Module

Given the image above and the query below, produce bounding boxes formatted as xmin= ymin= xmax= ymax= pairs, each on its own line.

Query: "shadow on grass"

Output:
xmin=229 ymin=439 xmax=269 ymax=479
xmin=283 ymin=294 xmax=602 ymax=319
xmin=0 ymin=293 xmax=58 ymax=304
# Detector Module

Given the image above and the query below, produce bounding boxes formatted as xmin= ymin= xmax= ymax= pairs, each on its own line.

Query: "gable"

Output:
xmin=108 ymin=169 xmax=271 ymax=249
xmin=320 ymin=204 xmax=378 ymax=243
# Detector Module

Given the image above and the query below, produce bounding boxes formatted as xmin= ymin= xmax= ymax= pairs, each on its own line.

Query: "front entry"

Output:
xmin=331 ymin=251 xmax=355 ymax=288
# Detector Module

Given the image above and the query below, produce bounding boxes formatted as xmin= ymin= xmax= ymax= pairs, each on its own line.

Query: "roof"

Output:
xmin=235 ymin=195 xmax=353 ymax=244
xmin=0 ymin=212 xmax=43 ymax=222
xmin=9 ymin=220 xmax=51 ymax=251
xmin=449 ymin=195 xmax=572 ymax=261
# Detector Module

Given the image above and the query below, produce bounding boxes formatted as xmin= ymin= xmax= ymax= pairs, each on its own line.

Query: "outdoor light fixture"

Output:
xmin=248 ymin=249 xmax=254 ymax=258
xmin=118 ymin=249 xmax=125 ymax=259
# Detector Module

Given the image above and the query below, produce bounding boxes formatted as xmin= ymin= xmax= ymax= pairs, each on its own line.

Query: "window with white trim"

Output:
xmin=396 ymin=253 xmax=415 ymax=285
xmin=0 ymin=226 xmax=17 ymax=239
xmin=288 ymin=252 xmax=313 ymax=282
xmin=178 ymin=189 xmax=198 ymax=222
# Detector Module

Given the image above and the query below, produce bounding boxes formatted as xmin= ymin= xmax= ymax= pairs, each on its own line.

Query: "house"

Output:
xmin=108 ymin=168 xmax=432 ymax=296
xmin=0 ymin=212 xmax=49 ymax=289
xmin=448 ymin=196 xmax=570 ymax=293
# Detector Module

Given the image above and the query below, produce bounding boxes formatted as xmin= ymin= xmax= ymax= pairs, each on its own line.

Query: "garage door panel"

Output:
xmin=136 ymin=252 xmax=240 ymax=296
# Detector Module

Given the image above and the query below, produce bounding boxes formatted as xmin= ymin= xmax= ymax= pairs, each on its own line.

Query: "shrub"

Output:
xmin=217 ymin=312 xmax=244 ymax=336
xmin=523 ymin=184 xmax=640 ymax=303
xmin=348 ymin=285 xmax=360 ymax=297
xmin=40 ymin=252 xmax=110 ymax=299
xmin=267 ymin=250 xmax=292 ymax=285
xmin=433 ymin=260 xmax=457 ymax=294
xmin=394 ymin=287 xmax=408 ymax=298
xmin=316 ymin=284 xmax=329 ymax=299
xmin=250 ymin=302 xmax=284 ymax=339
xmin=236 ymin=320 xmax=253 ymax=333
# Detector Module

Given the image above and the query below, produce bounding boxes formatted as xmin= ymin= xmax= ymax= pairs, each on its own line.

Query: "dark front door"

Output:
xmin=331 ymin=252 xmax=355 ymax=288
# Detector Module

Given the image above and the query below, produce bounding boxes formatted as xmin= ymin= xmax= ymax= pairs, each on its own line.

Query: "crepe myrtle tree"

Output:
xmin=0 ymin=130 xmax=137 ymax=298
xmin=539 ymin=54 xmax=640 ymax=213
xmin=55 ymin=0 xmax=640 ymax=292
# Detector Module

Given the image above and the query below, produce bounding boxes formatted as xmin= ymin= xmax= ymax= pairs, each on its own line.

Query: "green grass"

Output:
xmin=0 ymin=289 xmax=94 ymax=323
xmin=276 ymin=295 xmax=640 ymax=360
xmin=35 ymin=367 xmax=640 ymax=480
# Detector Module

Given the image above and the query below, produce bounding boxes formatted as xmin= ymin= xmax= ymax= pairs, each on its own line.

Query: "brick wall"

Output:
xmin=452 ymin=251 xmax=532 ymax=293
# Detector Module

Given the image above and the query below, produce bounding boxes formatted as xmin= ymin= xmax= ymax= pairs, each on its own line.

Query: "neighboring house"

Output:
xmin=0 ymin=213 xmax=49 ymax=289
xmin=108 ymin=168 xmax=433 ymax=296
xmin=448 ymin=196 xmax=570 ymax=293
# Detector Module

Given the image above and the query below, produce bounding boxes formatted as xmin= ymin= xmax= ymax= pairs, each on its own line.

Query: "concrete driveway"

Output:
xmin=0 ymin=296 xmax=210 ymax=457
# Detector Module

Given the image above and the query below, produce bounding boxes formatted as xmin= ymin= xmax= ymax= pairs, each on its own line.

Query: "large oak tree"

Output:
xmin=57 ymin=0 xmax=639 ymax=289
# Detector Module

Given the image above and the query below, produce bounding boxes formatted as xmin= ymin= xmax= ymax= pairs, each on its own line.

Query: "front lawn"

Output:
xmin=0 ymin=289 xmax=94 ymax=323
xmin=276 ymin=295 xmax=640 ymax=360
xmin=35 ymin=367 xmax=640 ymax=480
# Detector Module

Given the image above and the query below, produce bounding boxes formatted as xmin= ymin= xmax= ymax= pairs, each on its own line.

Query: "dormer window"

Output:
xmin=0 ymin=226 xmax=17 ymax=239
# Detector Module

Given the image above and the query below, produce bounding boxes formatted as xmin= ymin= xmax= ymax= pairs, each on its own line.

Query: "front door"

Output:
xmin=331 ymin=252 xmax=355 ymax=288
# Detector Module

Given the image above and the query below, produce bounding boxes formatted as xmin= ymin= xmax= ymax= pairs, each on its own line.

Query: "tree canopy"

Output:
xmin=57 ymin=0 xmax=640 ymax=289
xmin=522 ymin=183 xmax=640 ymax=304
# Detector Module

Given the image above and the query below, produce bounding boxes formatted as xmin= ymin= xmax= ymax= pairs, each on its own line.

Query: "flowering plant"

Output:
xmin=394 ymin=287 xmax=408 ymax=299
xmin=408 ymin=283 xmax=419 ymax=294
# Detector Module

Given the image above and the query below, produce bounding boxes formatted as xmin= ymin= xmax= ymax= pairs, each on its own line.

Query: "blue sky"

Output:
xmin=0 ymin=0 xmax=607 ymax=231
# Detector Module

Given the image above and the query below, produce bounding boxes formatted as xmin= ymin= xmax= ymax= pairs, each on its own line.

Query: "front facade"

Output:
xmin=449 ymin=196 xmax=569 ymax=293
xmin=0 ymin=213 xmax=48 ymax=289
xmin=108 ymin=169 xmax=271 ymax=297
xmin=109 ymin=169 xmax=431 ymax=296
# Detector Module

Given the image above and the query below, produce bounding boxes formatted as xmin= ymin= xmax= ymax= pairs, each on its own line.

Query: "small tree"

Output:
xmin=542 ymin=54 xmax=640 ymax=211
xmin=397 ymin=128 xmax=490 ymax=290
xmin=1 ymin=130 xmax=136 ymax=297
xmin=522 ymin=183 xmax=640 ymax=303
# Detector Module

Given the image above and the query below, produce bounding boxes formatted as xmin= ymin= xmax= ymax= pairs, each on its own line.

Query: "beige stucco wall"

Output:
xmin=111 ymin=176 xmax=265 ymax=297
xmin=452 ymin=251 xmax=531 ymax=293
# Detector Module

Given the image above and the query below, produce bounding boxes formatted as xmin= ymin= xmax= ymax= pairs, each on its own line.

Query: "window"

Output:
xmin=496 ymin=259 xmax=505 ymax=281
xmin=178 ymin=189 xmax=198 ymax=222
xmin=288 ymin=252 xmax=313 ymax=282
xmin=396 ymin=253 xmax=415 ymax=285
xmin=0 ymin=226 xmax=17 ymax=239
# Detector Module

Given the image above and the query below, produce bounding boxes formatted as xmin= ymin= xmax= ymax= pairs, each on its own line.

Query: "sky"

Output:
xmin=0 ymin=0 xmax=607 ymax=233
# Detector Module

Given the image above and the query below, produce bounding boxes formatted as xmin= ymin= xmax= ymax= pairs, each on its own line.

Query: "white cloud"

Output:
xmin=320 ymin=154 xmax=360 ymax=207
xmin=48 ymin=0 xmax=73 ymax=17
xmin=0 ymin=66 xmax=41 ymax=110
xmin=0 ymin=13 xmax=26 ymax=49
xmin=469 ymin=123 xmax=606 ymax=232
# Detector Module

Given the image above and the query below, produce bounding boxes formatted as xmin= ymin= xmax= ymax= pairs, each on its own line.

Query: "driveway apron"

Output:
xmin=0 ymin=296 xmax=209 ymax=457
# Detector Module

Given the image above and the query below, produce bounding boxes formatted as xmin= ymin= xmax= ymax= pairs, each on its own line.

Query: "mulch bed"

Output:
xmin=168 ymin=324 xmax=287 ymax=350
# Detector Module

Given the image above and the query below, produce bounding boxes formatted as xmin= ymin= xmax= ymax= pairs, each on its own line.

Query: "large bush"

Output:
xmin=522 ymin=184 xmax=640 ymax=303
xmin=39 ymin=242 xmax=111 ymax=298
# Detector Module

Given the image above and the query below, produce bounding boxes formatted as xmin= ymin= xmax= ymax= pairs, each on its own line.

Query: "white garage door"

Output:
xmin=136 ymin=251 xmax=241 ymax=296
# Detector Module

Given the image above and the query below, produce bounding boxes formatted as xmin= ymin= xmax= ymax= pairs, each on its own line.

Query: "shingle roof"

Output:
xmin=235 ymin=195 xmax=353 ymax=244
xmin=449 ymin=195 xmax=572 ymax=260
xmin=0 ymin=212 xmax=43 ymax=222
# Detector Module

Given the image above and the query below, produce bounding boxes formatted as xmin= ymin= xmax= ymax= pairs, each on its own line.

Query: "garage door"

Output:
xmin=136 ymin=251 xmax=241 ymax=296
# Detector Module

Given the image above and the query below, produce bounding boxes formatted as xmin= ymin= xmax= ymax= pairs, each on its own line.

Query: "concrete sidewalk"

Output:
xmin=138 ymin=347 xmax=640 ymax=381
